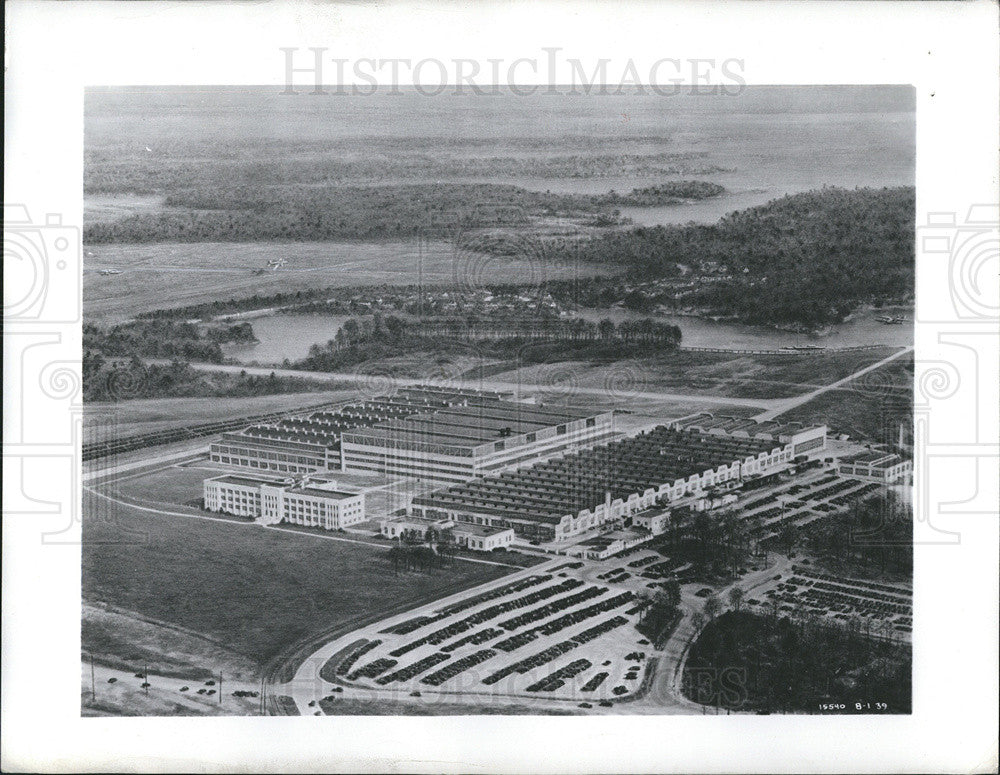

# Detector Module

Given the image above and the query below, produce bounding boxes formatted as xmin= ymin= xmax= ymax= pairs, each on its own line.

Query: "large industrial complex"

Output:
xmin=339 ymin=401 xmax=614 ymax=483
xmin=408 ymin=424 xmax=804 ymax=542
xmin=209 ymin=385 xmax=613 ymax=482
xmin=201 ymin=385 xmax=838 ymax=548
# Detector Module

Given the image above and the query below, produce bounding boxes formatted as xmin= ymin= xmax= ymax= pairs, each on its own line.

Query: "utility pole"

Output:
xmin=90 ymin=654 xmax=96 ymax=703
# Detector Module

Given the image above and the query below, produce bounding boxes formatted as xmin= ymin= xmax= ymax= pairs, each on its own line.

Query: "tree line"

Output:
xmin=296 ymin=314 xmax=681 ymax=373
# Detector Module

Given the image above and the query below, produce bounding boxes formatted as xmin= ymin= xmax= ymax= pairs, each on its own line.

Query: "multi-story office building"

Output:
xmin=203 ymin=473 xmax=366 ymax=530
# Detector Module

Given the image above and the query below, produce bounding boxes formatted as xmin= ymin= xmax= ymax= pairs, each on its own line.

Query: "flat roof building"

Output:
xmin=411 ymin=426 xmax=793 ymax=543
xmin=378 ymin=515 xmax=514 ymax=552
xmin=340 ymin=402 xmax=616 ymax=483
xmin=203 ymin=473 xmax=366 ymax=530
xmin=838 ymin=451 xmax=912 ymax=483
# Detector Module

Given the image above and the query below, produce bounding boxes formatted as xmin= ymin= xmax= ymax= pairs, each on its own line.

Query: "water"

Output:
xmin=222 ymin=314 xmax=352 ymax=365
xmin=87 ymin=85 xmax=914 ymax=228
xmin=226 ymin=308 xmax=912 ymax=366
xmin=572 ymin=308 xmax=913 ymax=349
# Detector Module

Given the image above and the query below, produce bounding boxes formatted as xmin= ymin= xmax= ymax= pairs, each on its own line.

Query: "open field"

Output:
xmin=82 ymin=490 xmax=513 ymax=666
xmin=83 ymin=603 xmax=260 ymax=681
xmin=83 ymin=241 xmax=620 ymax=320
xmin=84 ymin=389 xmax=360 ymax=443
xmin=773 ymin=353 xmax=913 ymax=442
xmin=489 ymin=347 xmax=902 ymax=400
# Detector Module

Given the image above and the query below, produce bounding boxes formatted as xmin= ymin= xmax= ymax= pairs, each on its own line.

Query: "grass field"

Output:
xmin=83 ymin=389 xmax=360 ymax=444
xmin=84 ymin=240 xmax=621 ymax=320
xmin=773 ymin=353 xmax=913 ymax=442
xmin=485 ymin=347 xmax=901 ymax=399
xmin=81 ymin=490 xmax=512 ymax=667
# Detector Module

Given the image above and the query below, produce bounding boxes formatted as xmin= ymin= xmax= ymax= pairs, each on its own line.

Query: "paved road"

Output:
xmin=149 ymin=347 xmax=911 ymax=421
xmin=754 ymin=346 xmax=913 ymax=420
xmin=147 ymin=360 xmax=776 ymax=409
xmin=85 ymin=483 xmax=524 ymax=570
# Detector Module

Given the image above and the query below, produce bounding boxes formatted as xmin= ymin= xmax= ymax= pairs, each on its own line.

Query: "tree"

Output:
xmin=778 ymin=522 xmax=798 ymax=556
xmin=597 ymin=318 xmax=615 ymax=341
xmin=662 ymin=578 xmax=682 ymax=610
xmin=634 ymin=590 xmax=652 ymax=623
xmin=704 ymin=594 xmax=721 ymax=621
xmin=424 ymin=526 xmax=438 ymax=552
xmin=728 ymin=586 xmax=745 ymax=613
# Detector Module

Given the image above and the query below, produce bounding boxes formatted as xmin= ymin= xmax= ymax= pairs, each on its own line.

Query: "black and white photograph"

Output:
xmin=3 ymin=1 xmax=998 ymax=772
xmin=80 ymin=83 xmax=917 ymax=719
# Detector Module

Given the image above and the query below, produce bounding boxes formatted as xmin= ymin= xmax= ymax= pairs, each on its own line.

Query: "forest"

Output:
xmin=800 ymin=491 xmax=913 ymax=579
xmin=82 ymin=353 xmax=330 ymax=402
xmin=82 ymin=181 xmax=722 ymax=244
xmin=84 ymin=140 xmax=724 ymax=195
xmin=537 ymin=186 xmax=916 ymax=328
xmin=682 ymin=609 xmax=911 ymax=713
xmin=295 ymin=314 xmax=681 ymax=372
xmin=83 ymin=320 xmax=256 ymax=363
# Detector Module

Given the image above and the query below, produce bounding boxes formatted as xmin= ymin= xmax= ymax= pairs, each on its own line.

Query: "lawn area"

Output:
xmin=774 ymin=353 xmax=913 ymax=443
xmin=82 ymin=492 xmax=513 ymax=666
xmin=104 ymin=464 xmax=215 ymax=511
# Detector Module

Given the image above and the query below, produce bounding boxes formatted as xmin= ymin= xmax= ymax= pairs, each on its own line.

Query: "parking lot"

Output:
xmin=309 ymin=564 xmax=664 ymax=708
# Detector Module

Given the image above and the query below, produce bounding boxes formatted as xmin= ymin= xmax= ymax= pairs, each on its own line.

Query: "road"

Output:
xmin=149 ymin=351 xmax=911 ymax=416
xmin=754 ymin=345 xmax=913 ymax=420
xmin=85 ymin=482 xmax=525 ymax=570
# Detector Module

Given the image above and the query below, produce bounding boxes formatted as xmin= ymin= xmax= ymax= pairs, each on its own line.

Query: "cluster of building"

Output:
xmin=203 ymin=388 xmax=851 ymax=553
xmin=408 ymin=425 xmax=805 ymax=544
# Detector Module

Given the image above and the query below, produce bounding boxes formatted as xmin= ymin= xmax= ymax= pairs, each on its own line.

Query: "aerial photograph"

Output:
xmin=81 ymin=84 xmax=915 ymax=717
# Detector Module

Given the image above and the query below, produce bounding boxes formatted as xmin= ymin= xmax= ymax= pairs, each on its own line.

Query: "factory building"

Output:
xmin=671 ymin=414 xmax=828 ymax=457
xmin=838 ymin=451 xmax=912 ymax=483
xmin=411 ymin=426 xmax=794 ymax=543
xmin=340 ymin=402 xmax=616 ymax=483
xmin=203 ymin=473 xmax=366 ymax=530
xmin=206 ymin=386 xmax=605 ymax=481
